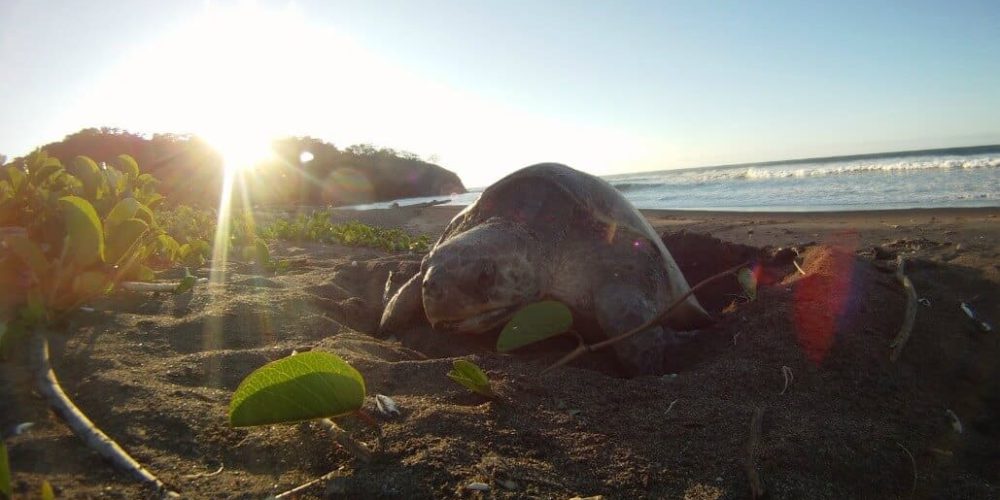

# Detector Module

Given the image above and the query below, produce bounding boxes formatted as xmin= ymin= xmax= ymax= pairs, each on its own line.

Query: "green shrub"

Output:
xmin=262 ymin=211 xmax=430 ymax=252
xmin=0 ymin=152 xmax=175 ymax=349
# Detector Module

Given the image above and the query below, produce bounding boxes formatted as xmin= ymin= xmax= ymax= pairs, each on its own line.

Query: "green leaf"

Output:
xmin=0 ymin=439 xmax=11 ymax=500
xmin=105 ymin=218 xmax=148 ymax=265
xmin=104 ymin=197 xmax=140 ymax=232
xmin=70 ymin=156 xmax=101 ymax=197
xmin=737 ymin=267 xmax=757 ymax=301
xmin=497 ymin=301 xmax=573 ymax=353
xmin=32 ymin=157 xmax=63 ymax=183
xmin=40 ymin=480 xmax=55 ymax=500
xmin=73 ymin=271 xmax=109 ymax=297
xmin=155 ymin=234 xmax=180 ymax=259
xmin=5 ymin=166 xmax=25 ymax=192
xmin=229 ymin=351 xmax=366 ymax=427
xmin=21 ymin=289 xmax=46 ymax=325
xmin=114 ymin=154 xmax=140 ymax=179
xmin=59 ymin=196 xmax=105 ymax=266
xmin=127 ymin=264 xmax=155 ymax=282
xmin=3 ymin=234 xmax=49 ymax=279
xmin=174 ymin=268 xmax=196 ymax=295
xmin=254 ymin=239 xmax=271 ymax=266
xmin=447 ymin=359 xmax=494 ymax=397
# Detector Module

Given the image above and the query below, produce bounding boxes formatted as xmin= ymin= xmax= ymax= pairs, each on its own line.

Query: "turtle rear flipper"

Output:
xmin=664 ymin=297 xmax=715 ymax=331
xmin=595 ymin=284 xmax=672 ymax=376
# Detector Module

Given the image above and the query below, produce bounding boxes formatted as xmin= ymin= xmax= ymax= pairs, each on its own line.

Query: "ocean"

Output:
xmin=353 ymin=146 xmax=1000 ymax=212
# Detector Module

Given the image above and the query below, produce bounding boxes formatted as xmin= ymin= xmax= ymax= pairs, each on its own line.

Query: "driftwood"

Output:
xmin=889 ymin=256 xmax=918 ymax=362
xmin=32 ymin=334 xmax=179 ymax=498
xmin=541 ymin=262 xmax=748 ymax=375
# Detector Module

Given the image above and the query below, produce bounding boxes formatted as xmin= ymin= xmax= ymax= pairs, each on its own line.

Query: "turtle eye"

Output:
xmin=477 ymin=262 xmax=497 ymax=288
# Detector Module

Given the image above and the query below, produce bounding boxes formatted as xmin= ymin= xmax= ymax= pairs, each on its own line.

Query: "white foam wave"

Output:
xmin=638 ymin=154 xmax=1000 ymax=185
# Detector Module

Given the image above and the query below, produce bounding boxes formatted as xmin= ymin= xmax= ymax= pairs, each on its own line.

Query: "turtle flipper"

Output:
xmin=664 ymin=295 xmax=715 ymax=331
xmin=378 ymin=272 xmax=425 ymax=335
xmin=595 ymin=284 xmax=671 ymax=376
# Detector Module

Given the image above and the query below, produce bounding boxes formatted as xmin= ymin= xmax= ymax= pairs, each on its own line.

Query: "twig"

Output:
xmin=32 ymin=333 xmax=180 ymax=498
xmin=181 ymin=464 xmax=224 ymax=479
xmin=665 ymin=399 xmax=679 ymax=414
xmin=274 ymin=467 xmax=348 ymax=499
xmin=896 ymin=442 xmax=917 ymax=498
xmin=792 ymin=259 xmax=806 ymax=275
xmin=541 ymin=261 xmax=748 ymax=375
xmin=780 ymin=366 xmax=793 ymax=395
xmin=889 ymin=256 xmax=918 ymax=362
xmin=746 ymin=407 xmax=766 ymax=499
xmin=318 ymin=418 xmax=374 ymax=463
xmin=120 ymin=278 xmax=208 ymax=292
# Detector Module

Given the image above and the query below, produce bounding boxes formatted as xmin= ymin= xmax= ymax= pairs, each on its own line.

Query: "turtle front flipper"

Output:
xmin=594 ymin=284 xmax=672 ymax=376
xmin=379 ymin=272 xmax=426 ymax=335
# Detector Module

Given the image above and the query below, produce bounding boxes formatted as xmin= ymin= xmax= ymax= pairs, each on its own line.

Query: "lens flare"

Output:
xmin=792 ymin=231 xmax=860 ymax=364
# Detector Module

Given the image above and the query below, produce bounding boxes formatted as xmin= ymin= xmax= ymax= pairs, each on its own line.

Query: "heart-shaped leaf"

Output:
xmin=105 ymin=218 xmax=148 ymax=265
xmin=737 ymin=267 xmax=758 ymax=301
xmin=447 ymin=359 xmax=494 ymax=397
xmin=229 ymin=351 xmax=366 ymax=427
xmin=59 ymin=196 xmax=104 ymax=267
xmin=497 ymin=301 xmax=573 ymax=353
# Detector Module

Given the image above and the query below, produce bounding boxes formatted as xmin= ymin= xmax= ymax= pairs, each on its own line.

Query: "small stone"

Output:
xmin=466 ymin=481 xmax=490 ymax=491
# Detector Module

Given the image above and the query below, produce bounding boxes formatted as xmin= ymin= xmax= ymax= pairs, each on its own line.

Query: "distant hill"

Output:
xmin=6 ymin=128 xmax=466 ymax=208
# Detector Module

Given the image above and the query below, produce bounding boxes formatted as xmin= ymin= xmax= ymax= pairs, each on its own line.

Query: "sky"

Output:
xmin=2 ymin=0 xmax=999 ymax=187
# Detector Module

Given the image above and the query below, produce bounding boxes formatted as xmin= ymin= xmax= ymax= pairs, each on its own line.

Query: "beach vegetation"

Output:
xmin=0 ymin=152 xmax=179 ymax=347
xmin=737 ymin=267 xmax=758 ymax=301
xmin=496 ymin=300 xmax=573 ymax=353
xmin=447 ymin=359 xmax=495 ymax=398
xmin=229 ymin=351 xmax=366 ymax=426
xmin=262 ymin=211 xmax=431 ymax=252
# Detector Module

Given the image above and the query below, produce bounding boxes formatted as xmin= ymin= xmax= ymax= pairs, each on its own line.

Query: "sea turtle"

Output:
xmin=379 ymin=163 xmax=713 ymax=374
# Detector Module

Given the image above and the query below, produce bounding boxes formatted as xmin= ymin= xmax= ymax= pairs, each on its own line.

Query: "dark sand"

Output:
xmin=2 ymin=206 xmax=998 ymax=499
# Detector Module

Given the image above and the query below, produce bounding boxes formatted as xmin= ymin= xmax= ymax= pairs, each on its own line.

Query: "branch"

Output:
xmin=318 ymin=418 xmax=374 ymax=463
xmin=889 ymin=256 xmax=917 ymax=362
xmin=31 ymin=334 xmax=179 ymax=498
xmin=541 ymin=261 xmax=747 ymax=375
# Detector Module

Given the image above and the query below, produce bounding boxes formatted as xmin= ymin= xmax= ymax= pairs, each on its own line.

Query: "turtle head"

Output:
xmin=421 ymin=219 xmax=541 ymax=333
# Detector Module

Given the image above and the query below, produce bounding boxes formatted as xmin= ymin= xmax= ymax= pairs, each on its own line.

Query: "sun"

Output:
xmin=201 ymin=128 xmax=276 ymax=173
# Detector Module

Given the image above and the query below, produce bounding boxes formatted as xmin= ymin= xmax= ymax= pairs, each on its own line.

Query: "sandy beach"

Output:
xmin=2 ymin=205 xmax=998 ymax=499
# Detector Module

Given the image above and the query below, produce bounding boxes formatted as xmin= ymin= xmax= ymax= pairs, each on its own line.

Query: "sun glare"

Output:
xmin=202 ymin=129 xmax=276 ymax=173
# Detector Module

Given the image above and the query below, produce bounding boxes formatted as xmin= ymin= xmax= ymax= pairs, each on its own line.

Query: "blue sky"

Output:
xmin=2 ymin=0 xmax=998 ymax=186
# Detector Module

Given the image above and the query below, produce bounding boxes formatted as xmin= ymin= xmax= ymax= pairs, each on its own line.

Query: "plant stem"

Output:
xmin=31 ymin=332 xmax=179 ymax=498
xmin=541 ymin=261 xmax=747 ymax=375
